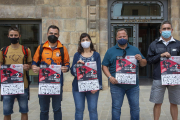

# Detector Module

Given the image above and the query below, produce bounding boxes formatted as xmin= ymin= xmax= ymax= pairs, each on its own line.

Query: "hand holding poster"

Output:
xmin=39 ymin=65 xmax=61 ymax=95
xmin=76 ymin=61 xmax=99 ymax=92
xmin=1 ymin=64 xmax=24 ymax=95
xmin=160 ymin=56 xmax=180 ymax=85
xmin=115 ymin=56 xmax=137 ymax=84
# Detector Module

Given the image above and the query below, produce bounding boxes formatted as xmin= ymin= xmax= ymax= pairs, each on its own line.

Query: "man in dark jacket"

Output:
xmin=147 ymin=21 xmax=180 ymax=120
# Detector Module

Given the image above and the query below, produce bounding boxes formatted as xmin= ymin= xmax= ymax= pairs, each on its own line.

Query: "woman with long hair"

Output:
xmin=70 ymin=33 xmax=102 ymax=120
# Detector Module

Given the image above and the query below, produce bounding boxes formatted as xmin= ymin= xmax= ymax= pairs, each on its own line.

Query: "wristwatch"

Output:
xmin=108 ymin=76 xmax=112 ymax=80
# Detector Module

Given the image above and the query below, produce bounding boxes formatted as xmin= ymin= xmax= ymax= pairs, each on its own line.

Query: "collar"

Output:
xmin=115 ymin=43 xmax=130 ymax=50
xmin=158 ymin=36 xmax=176 ymax=43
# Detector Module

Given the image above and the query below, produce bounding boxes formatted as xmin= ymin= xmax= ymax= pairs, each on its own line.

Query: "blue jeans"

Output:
xmin=3 ymin=88 xmax=29 ymax=115
xmin=38 ymin=94 xmax=62 ymax=120
xmin=110 ymin=83 xmax=140 ymax=120
xmin=73 ymin=89 xmax=99 ymax=120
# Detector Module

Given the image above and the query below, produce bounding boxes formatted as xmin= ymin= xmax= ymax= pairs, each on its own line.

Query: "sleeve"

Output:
xmin=102 ymin=50 xmax=110 ymax=67
xmin=137 ymin=49 xmax=145 ymax=59
xmin=0 ymin=48 xmax=3 ymax=63
xmin=27 ymin=48 xmax=32 ymax=63
xmin=32 ymin=45 xmax=41 ymax=66
xmin=147 ymin=42 xmax=161 ymax=64
xmin=96 ymin=53 xmax=102 ymax=90
xmin=63 ymin=46 xmax=70 ymax=71
xmin=70 ymin=53 xmax=78 ymax=77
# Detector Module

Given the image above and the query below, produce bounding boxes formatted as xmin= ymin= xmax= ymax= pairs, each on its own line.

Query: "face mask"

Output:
xmin=48 ymin=35 xmax=58 ymax=43
xmin=9 ymin=38 xmax=19 ymax=44
xmin=162 ymin=31 xmax=171 ymax=39
xmin=117 ymin=38 xmax=128 ymax=45
xmin=81 ymin=41 xmax=91 ymax=49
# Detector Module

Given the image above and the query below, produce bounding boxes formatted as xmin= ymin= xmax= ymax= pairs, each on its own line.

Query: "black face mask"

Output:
xmin=48 ymin=35 xmax=58 ymax=43
xmin=9 ymin=38 xmax=19 ymax=44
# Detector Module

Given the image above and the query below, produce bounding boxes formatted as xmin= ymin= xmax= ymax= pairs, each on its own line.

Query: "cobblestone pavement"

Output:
xmin=0 ymin=86 xmax=180 ymax=120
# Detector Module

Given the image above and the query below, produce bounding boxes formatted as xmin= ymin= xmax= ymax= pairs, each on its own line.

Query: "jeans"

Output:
xmin=3 ymin=88 xmax=29 ymax=115
xmin=73 ymin=89 xmax=99 ymax=120
xmin=38 ymin=94 xmax=62 ymax=120
xmin=110 ymin=83 xmax=140 ymax=120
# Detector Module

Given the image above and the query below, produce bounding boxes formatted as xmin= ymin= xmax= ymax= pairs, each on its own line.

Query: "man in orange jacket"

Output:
xmin=32 ymin=25 xmax=70 ymax=120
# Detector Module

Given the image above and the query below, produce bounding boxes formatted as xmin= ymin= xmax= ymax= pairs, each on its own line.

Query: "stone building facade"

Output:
xmin=0 ymin=0 xmax=179 ymax=91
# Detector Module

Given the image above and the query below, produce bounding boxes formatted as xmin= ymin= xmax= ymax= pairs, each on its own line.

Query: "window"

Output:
xmin=0 ymin=20 xmax=42 ymax=84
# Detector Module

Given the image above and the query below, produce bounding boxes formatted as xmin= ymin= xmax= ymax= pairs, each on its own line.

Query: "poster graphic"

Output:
xmin=115 ymin=56 xmax=137 ymax=84
xmin=160 ymin=56 xmax=180 ymax=85
xmin=1 ymin=64 xmax=24 ymax=95
xmin=76 ymin=61 xmax=99 ymax=92
xmin=39 ymin=65 xmax=61 ymax=95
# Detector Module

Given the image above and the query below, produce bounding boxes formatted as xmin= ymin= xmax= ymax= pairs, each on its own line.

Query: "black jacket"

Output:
xmin=147 ymin=38 xmax=180 ymax=80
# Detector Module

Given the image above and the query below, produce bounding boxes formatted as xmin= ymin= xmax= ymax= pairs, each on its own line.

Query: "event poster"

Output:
xmin=160 ymin=56 xmax=180 ymax=85
xmin=115 ymin=56 xmax=137 ymax=84
xmin=1 ymin=64 xmax=24 ymax=95
xmin=39 ymin=65 xmax=61 ymax=95
xmin=76 ymin=61 xmax=99 ymax=92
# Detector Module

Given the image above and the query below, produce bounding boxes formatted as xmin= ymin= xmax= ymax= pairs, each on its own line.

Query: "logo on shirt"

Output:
xmin=56 ymin=52 xmax=60 ymax=57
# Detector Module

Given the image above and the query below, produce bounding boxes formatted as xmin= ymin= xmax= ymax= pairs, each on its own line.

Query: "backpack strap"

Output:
xmin=39 ymin=43 xmax=44 ymax=66
xmin=22 ymin=45 xmax=28 ymax=64
xmin=60 ymin=46 xmax=64 ymax=66
xmin=1 ymin=46 xmax=9 ymax=65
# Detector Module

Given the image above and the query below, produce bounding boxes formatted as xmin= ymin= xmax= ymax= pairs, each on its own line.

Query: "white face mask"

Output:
xmin=81 ymin=41 xmax=91 ymax=49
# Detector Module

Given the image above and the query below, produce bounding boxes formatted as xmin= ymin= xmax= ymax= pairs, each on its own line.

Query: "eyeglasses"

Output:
xmin=122 ymin=49 xmax=126 ymax=58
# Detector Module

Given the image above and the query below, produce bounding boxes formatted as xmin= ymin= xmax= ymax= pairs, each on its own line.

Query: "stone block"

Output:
xmin=0 ymin=0 xmax=35 ymax=5
xmin=64 ymin=20 xmax=76 ymax=31
xmin=91 ymin=37 xmax=96 ymax=43
xmin=100 ymin=31 xmax=108 ymax=44
xmin=59 ymin=32 xmax=70 ymax=44
xmin=171 ymin=7 xmax=179 ymax=18
xmin=63 ymin=81 xmax=73 ymax=92
xmin=172 ymin=31 xmax=180 ymax=40
xmin=99 ymin=44 xmax=108 ymax=56
xmin=42 ymin=32 xmax=47 ymax=43
xmin=76 ymin=19 xmax=87 ymax=32
xmin=45 ymin=19 xmax=63 ymax=32
xmin=89 ymin=0 xmax=96 ymax=6
xmin=59 ymin=0 xmax=75 ymax=6
xmin=35 ymin=0 xmax=44 ymax=5
xmin=171 ymin=0 xmax=180 ymax=7
xmin=76 ymin=0 xmax=87 ymax=6
xmin=100 ymin=0 xmax=107 ymax=6
xmin=100 ymin=6 xmax=108 ymax=19
xmin=68 ymin=44 xmax=78 ymax=56
xmin=76 ymin=7 xmax=87 ymax=18
xmin=89 ymin=30 xmax=96 ymax=37
xmin=42 ymin=6 xmax=54 ymax=18
xmin=35 ymin=6 xmax=42 ymax=18
xmin=70 ymin=32 xmax=83 ymax=44
xmin=89 ymin=22 xmax=96 ymax=29
xmin=100 ymin=19 xmax=108 ymax=31
xmin=44 ymin=0 xmax=60 ymax=6
xmin=89 ymin=15 xmax=96 ymax=21
xmin=89 ymin=6 xmax=96 ymax=14
xmin=171 ymin=19 xmax=179 ymax=31
xmin=54 ymin=7 xmax=76 ymax=19
xmin=63 ymin=72 xmax=74 ymax=82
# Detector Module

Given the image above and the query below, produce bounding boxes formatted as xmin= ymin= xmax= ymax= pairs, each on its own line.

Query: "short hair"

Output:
xmin=47 ymin=25 xmax=60 ymax=33
xmin=160 ymin=21 xmax=172 ymax=29
xmin=78 ymin=33 xmax=96 ymax=54
xmin=116 ymin=28 xmax=128 ymax=37
xmin=8 ymin=26 xmax=20 ymax=35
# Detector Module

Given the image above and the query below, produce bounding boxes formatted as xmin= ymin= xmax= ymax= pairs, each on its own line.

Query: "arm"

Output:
xmin=147 ymin=43 xmax=161 ymax=64
xmin=135 ymin=54 xmax=147 ymax=67
xmin=23 ymin=48 xmax=32 ymax=71
xmin=61 ymin=46 xmax=70 ymax=73
xmin=96 ymin=53 xmax=102 ymax=89
xmin=32 ymin=45 xmax=41 ymax=73
xmin=102 ymin=65 xmax=118 ymax=84
xmin=70 ymin=53 xmax=78 ymax=76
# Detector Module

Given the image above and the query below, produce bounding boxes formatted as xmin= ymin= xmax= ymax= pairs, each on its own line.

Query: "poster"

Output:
xmin=161 ymin=56 xmax=180 ymax=85
xmin=39 ymin=65 xmax=61 ymax=95
xmin=115 ymin=56 xmax=137 ymax=84
xmin=76 ymin=61 xmax=99 ymax=92
xmin=1 ymin=64 xmax=24 ymax=95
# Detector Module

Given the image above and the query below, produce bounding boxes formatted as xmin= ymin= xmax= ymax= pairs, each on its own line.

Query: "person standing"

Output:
xmin=32 ymin=25 xmax=70 ymax=120
xmin=0 ymin=27 xmax=32 ymax=120
xmin=102 ymin=28 xmax=147 ymax=120
xmin=147 ymin=21 xmax=180 ymax=120
xmin=70 ymin=33 xmax=102 ymax=120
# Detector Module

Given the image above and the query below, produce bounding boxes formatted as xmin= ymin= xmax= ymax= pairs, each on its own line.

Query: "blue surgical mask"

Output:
xmin=117 ymin=39 xmax=128 ymax=45
xmin=162 ymin=31 xmax=171 ymax=39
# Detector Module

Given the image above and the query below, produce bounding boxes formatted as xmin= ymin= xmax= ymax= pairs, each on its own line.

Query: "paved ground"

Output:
xmin=0 ymin=85 xmax=180 ymax=120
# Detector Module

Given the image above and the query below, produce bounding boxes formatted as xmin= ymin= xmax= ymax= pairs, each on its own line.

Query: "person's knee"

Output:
xmin=154 ymin=103 xmax=162 ymax=108
xmin=170 ymin=103 xmax=177 ymax=107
